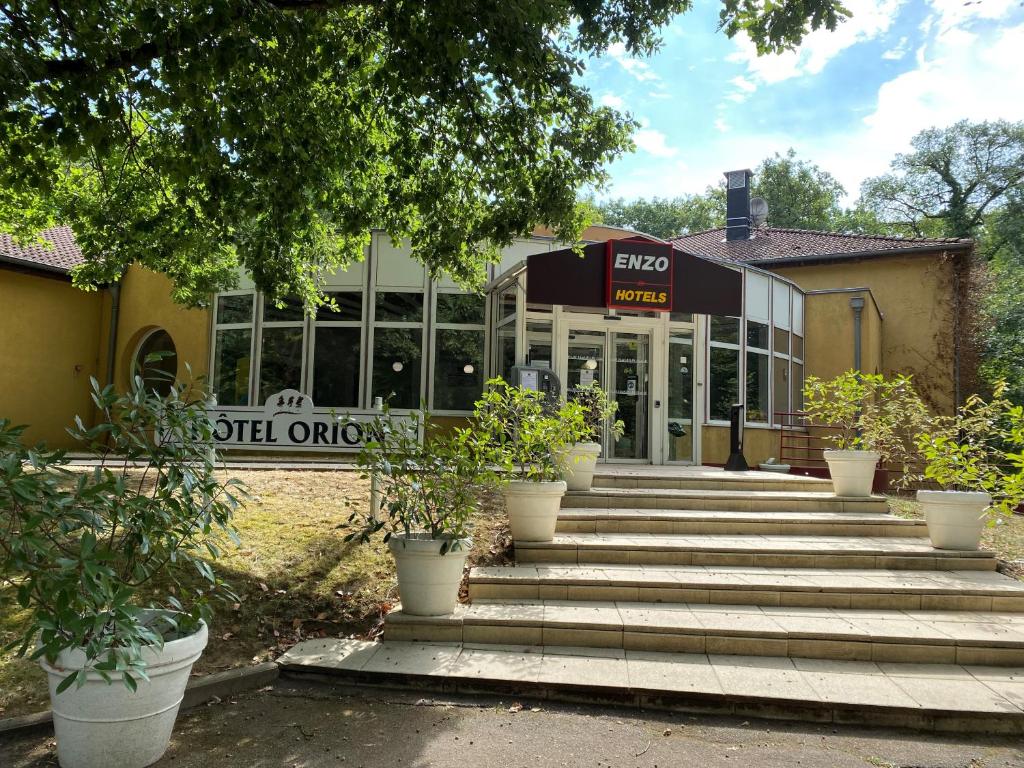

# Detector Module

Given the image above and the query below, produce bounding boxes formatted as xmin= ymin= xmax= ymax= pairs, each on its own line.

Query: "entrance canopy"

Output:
xmin=525 ymin=238 xmax=743 ymax=316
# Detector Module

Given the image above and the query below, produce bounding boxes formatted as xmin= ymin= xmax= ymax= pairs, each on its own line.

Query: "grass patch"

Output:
xmin=0 ymin=468 xmax=510 ymax=719
xmin=888 ymin=494 xmax=1024 ymax=574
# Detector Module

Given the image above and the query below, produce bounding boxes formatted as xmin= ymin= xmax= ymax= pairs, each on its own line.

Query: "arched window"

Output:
xmin=135 ymin=329 xmax=178 ymax=396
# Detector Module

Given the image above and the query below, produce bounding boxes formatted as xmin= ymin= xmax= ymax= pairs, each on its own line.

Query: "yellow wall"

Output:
xmin=0 ymin=269 xmax=105 ymax=447
xmin=772 ymin=252 xmax=960 ymax=413
xmin=112 ymin=266 xmax=211 ymax=389
xmin=802 ymin=290 xmax=883 ymax=382
xmin=702 ymin=425 xmax=782 ymax=467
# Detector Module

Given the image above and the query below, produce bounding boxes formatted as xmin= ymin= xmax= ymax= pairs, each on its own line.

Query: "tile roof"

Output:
xmin=670 ymin=227 xmax=972 ymax=265
xmin=0 ymin=226 xmax=84 ymax=274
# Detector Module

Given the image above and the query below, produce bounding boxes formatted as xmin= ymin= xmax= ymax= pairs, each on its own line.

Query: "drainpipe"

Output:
xmin=849 ymin=296 xmax=865 ymax=373
xmin=105 ymin=279 xmax=122 ymax=388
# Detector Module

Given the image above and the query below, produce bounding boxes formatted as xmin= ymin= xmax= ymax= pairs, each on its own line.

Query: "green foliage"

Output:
xmin=858 ymin=120 xmax=1024 ymax=239
xmin=598 ymin=149 xmax=884 ymax=238
xmin=1 ymin=1 xmax=848 ymax=307
xmin=978 ymin=193 xmax=1024 ymax=402
xmin=912 ymin=381 xmax=1024 ymax=519
xmin=343 ymin=409 xmax=497 ymax=553
xmin=0 ymin=376 xmax=243 ymax=692
xmin=473 ymin=378 xmax=571 ymax=482
xmin=560 ymin=383 xmax=625 ymax=443
xmin=802 ymin=371 xmax=930 ymax=472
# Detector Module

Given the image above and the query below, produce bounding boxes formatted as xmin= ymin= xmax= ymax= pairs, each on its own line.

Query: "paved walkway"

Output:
xmin=4 ymin=679 xmax=1023 ymax=767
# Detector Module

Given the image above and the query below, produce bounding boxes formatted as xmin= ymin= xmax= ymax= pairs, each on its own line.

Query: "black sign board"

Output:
xmin=605 ymin=240 xmax=674 ymax=312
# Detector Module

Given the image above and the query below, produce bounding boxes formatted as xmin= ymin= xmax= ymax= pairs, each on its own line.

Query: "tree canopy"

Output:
xmin=598 ymin=149 xmax=859 ymax=238
xmin=0 ymin=0 xmax=847 ymax=307
xmin=859 ymin=120 xmax=1024 ymax=239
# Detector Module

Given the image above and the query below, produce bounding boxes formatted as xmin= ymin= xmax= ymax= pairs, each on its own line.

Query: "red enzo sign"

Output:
xmin=605 ymin=240 xmax=674 ymax=312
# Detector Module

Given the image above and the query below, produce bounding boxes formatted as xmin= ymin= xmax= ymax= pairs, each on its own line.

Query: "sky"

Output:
xmin=581 ymin=0 xmax=1024 ymax=203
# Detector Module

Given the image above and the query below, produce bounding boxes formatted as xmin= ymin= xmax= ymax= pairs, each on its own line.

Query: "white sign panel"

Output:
xmin=208 ymin=389 xmax=388 ymax=452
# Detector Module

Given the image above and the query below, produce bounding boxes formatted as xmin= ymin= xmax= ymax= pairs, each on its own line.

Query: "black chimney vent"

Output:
xmin=724 ymin=169 xmax=753 ymax=241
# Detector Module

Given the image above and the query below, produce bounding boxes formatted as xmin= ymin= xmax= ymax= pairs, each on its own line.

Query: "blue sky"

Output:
xmin=580 ymin=0 xmax=1024 ymax=202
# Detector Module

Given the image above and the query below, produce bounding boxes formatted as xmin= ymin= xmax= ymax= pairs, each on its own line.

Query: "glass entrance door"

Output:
xmin=667 ymin=329 xmax=695 ymax=462
xmin=566 ymin=327 xmax=651 ymax=462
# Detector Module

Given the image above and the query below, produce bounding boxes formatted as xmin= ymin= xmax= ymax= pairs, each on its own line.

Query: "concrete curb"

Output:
xmin=0 ymin=662 xmax=279 ymax=738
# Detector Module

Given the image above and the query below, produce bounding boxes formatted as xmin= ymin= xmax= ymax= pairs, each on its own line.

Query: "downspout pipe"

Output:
xmin=105 ymin=279 xmax=122 ymax=388
xmin=850 ymin=296 xmax=865 ymax=373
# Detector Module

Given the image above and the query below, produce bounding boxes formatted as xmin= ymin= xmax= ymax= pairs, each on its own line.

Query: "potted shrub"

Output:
xmin=474 ymin=377 xmax=570 ymax=542
xmin=913 ymin=381 xmax=1024 ymax=550
xmin=0 ymin=374 xmax=243 ymax=768
xmin=344 ymin=409 xmax=496 ymax=616
xmin=803 ymin=371 xmax=928 ymax=497
xmin=556 ymin=383 xmax=624 ymax=491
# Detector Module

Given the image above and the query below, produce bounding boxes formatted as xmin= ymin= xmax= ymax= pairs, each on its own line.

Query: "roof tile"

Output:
xmin=670 ymin=227 xmax=972 ymax=264
xmin=0 ymin=226 xmax=84 ymax=273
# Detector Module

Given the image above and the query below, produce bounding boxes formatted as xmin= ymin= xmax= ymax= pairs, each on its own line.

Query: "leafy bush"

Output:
xmin=0 ymin=374 xmax=243 ymax=692
xmin=913 ymin=380 xmax=1024 ymax=518
xmin=473 ymin=377 xmax=571 ymax=482
xmin=343 ymin=409 xmax=498 ymax=554
xmin=802 ymin=371 xmax=930 ymax=472
xmin=561 ymin=383 xmax=624 ymax=444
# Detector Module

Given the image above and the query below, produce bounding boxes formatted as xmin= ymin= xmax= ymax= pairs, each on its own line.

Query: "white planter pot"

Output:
xmin=41 ymin=619 xmax=208 ymax=768
xmin=389 ymin=532 xmax=471 ymax=616
xmin=503 ymin=480 xmax=567 ymax=542
xmin=823 ymin=450 xmax=880 ymax=497
xmin=557 ymin=442 xmax=602 ymax=491
xmin=917 ymin=490 xmax=991 ymax=551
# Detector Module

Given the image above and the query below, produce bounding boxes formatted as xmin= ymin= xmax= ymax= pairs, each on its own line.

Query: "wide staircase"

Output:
xmin=282 ymin=469 xmax=1024 ymax=732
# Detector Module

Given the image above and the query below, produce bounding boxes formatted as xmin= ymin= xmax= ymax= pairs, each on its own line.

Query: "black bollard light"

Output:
xmin=724 ymin=403 xmax=749 ymax=472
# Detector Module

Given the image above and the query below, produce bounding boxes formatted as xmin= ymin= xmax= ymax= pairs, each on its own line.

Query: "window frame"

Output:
xmin=210 ymin=289 xmax=258 ymax=406
xmin=429 ymin=288 xmax=489 ymax=414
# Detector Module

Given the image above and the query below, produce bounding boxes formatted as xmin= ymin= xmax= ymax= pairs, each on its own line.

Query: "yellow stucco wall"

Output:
xmin=802 ymin=290 xmax=883 ymax=382
xmin=0 ymin=269 xmax=105 ymax=447
xmin=112 ymin=266 xmax=211 ymax=389
xmin=771 ymin=252 xmax=960 ymax=413
xmin=702 ymin=425 xmax=782 ymax=467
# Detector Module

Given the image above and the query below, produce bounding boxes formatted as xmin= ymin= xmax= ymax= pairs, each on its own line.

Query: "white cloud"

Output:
xmin=606 ymin=42 xmax=661 ymax=83
xmin=632 ymin=128 xmax=679 ymax=158
xmin=881 ymin=36 xmax=909 ymax=59
xmin=599 ymin=93 xmax=625 ymax=109
xmin=730 ymin=76 xmax=757 ymax=93
xmin=647 ymin=91 xmax=673 ymax=100
xmin=714 ymin=118 xmax=731 ymax=133
xmin=728 ymin=0 xmax=906 ymax=84
xmin=927 ymin=0 xmax=1018 ymax=33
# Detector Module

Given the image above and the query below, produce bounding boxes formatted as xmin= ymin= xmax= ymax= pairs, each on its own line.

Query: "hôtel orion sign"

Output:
xmin=208 ymin=389 xmax=410 ymax=452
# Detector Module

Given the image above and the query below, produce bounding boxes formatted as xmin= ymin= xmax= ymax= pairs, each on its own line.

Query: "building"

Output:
xmin=0 ymin=169 xmax=974 ymax=466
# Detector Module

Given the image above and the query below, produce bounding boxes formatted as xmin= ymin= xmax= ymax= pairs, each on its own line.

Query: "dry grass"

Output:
xmin=0 ymin=469 xmax=511 ymax=720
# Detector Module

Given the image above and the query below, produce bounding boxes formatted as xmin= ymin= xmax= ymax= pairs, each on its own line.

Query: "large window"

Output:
xmin=212 ymin=292 xmax=255 ymax=406
xmin=135 ymin=329 xmax=178 ymax=397
xmin=259 ymin=296 xmax=305 ymax=401
xmin=708 ymin=316 xmax=740 ymax=421
xmin=371 ymin=290 xmax=423 ymax=409
xmin=432 ymin=291 xmax=486 ymax=411
xmin=491 ymin=278 xmax=519 ymax=381
xmin=312 ymin=291 xmax=363 ymax=408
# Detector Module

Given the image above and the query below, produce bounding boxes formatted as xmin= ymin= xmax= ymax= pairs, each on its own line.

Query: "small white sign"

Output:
xmin=520 ymin=370 xmax=540 ymax=391
xmin=626 ymin=378 xmax=638 ymax=396
xmin=579 ymin=368 xmax=595 ymax=386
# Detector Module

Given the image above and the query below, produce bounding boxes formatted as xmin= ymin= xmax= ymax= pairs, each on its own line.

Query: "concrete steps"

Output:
xmin=278 ymin=638 xmax=1024 ymax=734
xmin=382 ymin=600 xmax=1024 ymax=666
xmin=557 ymin=508 xmax=928 ymax=537
xmin=592 ymin=469 xmax=831 ymax=492
xmin=564 ymin=487 xmax=889 ymax=513
xmin=468 ymin=565 xmax=1024 ymax=611
xmin=514 ymin=533 xmax=998 ymax=570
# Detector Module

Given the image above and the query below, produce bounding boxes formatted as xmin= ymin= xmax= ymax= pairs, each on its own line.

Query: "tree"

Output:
xmin=859 ymin=120 xmax=1024 ymax=239
xmin=751 ymin=149 xmax=846 ymax=230
xmin=0 ymin=1 xmax=847 ymax=307
xmin=598 ymin=149 xmax=860 ymax=238
xmin=978 ymin=193 xmax=1024 ymax=401
xmin=598 ymin=192 xmax=724 ymax=238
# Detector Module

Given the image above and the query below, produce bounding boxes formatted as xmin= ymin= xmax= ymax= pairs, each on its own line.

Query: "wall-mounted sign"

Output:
xmin=605 ymin=240 xmax=674 ymax=312
xmin=207 ymin=389 xmax=398 ymax=452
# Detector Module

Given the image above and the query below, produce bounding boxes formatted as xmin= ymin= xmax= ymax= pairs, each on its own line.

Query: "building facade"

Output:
xmin=0 ymin=171 xmax=974 ymax=466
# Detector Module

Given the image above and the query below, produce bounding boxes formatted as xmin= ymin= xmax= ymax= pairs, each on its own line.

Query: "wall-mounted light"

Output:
xmin=584 ymin=359 xmax=598 ymax=370
xmin=463 ymin=364 xmax=475 ymax=374
xmin=392 ymin=361 xmax=404 ymax=372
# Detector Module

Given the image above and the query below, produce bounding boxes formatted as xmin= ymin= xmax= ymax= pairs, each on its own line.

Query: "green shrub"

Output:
xmin=0 ymin=374 xmax=243 ymax=692
xmin=560 ymin=382 xmax=624 ymax=444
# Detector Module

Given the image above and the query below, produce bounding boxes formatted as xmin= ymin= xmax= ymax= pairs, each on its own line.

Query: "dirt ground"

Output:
xmin=3 ymin=678 xmax=1024 ymax=768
